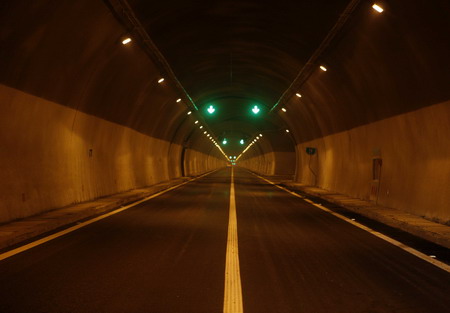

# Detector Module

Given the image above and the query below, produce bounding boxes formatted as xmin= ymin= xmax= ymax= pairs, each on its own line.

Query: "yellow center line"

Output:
xmin=223 ymin=167 xmax=244 ymax=313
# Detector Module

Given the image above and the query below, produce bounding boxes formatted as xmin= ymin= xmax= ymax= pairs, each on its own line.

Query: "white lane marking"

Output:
xmin=223 ymin=168 xmax=244 ymax=313
xmin=251 ymin=172 xmax=450 ymax=273
xmin=0 ymin=171 xmax=215 ymax=262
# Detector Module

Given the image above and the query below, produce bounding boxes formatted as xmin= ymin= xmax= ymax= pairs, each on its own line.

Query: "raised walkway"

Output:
xmin=0 ymin=176 xmax=195 ymax=251
xmin=0 ymin=171 xmax=449 ymax=254
xmin=259 ymin=175 xmax=450 ymax=250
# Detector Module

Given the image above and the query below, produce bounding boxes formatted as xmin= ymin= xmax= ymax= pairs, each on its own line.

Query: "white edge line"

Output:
xmin=0 ymin=170 xmax=216 ymax=262
xmin=250 ymin=171 xmax=450 ymax=273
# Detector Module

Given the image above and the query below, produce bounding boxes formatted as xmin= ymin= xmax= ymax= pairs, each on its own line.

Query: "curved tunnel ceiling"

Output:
xmin=126 ymin=0 xmax=350 ymax=149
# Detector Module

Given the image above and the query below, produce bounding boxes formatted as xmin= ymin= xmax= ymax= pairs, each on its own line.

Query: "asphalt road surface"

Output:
xmin=0 ymin=168 xmax=449 ymax=313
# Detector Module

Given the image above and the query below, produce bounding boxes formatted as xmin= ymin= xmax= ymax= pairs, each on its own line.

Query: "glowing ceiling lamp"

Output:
xmin=121 ymin=37 xmax=132 ymax=45
xmin=372 ymin=4 xmax=384 ymax=13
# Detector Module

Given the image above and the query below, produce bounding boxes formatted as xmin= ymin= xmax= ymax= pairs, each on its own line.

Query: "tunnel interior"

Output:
xmin=0 ymin=0 xmax=448 ymax=224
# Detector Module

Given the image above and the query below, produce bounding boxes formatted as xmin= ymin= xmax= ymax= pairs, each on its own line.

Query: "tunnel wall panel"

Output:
xmin=239 ymin=151 xmax=296 ymax=176
xmin=281 ymin=1 xmax=450 ymax=224
xmin=274 ymin=152 xmax=296 ymax=175
xmin=295 ymin=100 xmax=450 ymax=224
xmin=0 ymin=85 xmax=222 ymax=223
xmin=183 ymin=148 xmax=226 ymax=176
xmin=0 ymin=0 xmax=227 ymax=224
xmin=239 ymin=153 xmax=275 ymax=176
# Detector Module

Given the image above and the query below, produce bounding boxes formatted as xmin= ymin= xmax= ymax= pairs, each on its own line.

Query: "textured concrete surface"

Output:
xmin=294 ymin=100 xmax=450 ymax=224
xmin=239 ymin=151 xmax=296 ymax=176
xmin=0 ymin=0 xmax=448 ymax=231
xmin=0 ymin=0 xmax=227 ymax=224
xmin=0 ymin=174 xmax=211 ymax=251
xmin=0 ymin=84 xmax=225 ymax=224
xmin=280 ymin=181 xmax=450 ymax=249
xmin=0 ymin=168 xmax=449 ymax=313
xmin=242 ymin=100 xmax=450 ymax=225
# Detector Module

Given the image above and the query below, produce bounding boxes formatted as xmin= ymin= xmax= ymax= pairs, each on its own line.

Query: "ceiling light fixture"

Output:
xmin=121 ymin=37 xmax=132 ymax=45
xmin=158 ymin=78 xmax=165 ymax=83
xmin=372 ymin=4 xmax=384 ymax=13
xmin=176 ymin=98 xmax=181 ymax=103
xmin=281 ymin=108 xmax=287 ymax=112
xmin=320 ymin=66 xmax=327 ymax=72
xmin=295 ymin=93 xmax=302 ymax=98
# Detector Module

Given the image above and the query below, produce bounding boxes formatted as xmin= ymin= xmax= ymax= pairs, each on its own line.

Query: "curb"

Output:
xmin=281 ymin=183 xmax=450 ymax=249
xmin=0 ymin=177 xmax=193 ymax=251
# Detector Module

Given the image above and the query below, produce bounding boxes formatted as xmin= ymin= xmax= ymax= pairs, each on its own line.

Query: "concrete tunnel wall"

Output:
xmin=238 ymin=134 xmax=297 ymax=176
xmin=0 ymin=1 xmax=226 ymax=223
xmin=0 ymin=0 xmax=448 ymax=226
xmin=238 ymin=1 xmax=450 ymax=224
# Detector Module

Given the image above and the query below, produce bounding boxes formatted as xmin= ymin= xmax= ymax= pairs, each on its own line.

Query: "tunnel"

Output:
xmin=0 ymin=0 xmax=449 ymax=312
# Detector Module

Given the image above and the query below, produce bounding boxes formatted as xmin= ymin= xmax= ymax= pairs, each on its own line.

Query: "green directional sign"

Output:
xmin=252 ymin=105 xmax=260 ymax=114
xmin=207 ymin=105 xmax=215 ymax=114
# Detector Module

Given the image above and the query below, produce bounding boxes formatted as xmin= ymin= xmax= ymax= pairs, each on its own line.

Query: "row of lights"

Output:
xmin=121 ymin=37 xmax=189 ymax=107
xmin=186 ymin=108 xmax=227 ymax=158
xmin=119 ymin=3 xmax=385 ymax=162
xmin=120 ymin=32 xmax=227 ymax=161
xmin=278 ymin=3 xmax=384 ymax=115
xmin=236 ymin=133 xmax=264 ymax=161
xmin=123 ymin=4 xmax=383 ymax=160
xmin=279 ymin=64 xmax=328 ymax=114
xmin=277 ymin=64 xmax=327 ymax=114
xmin=236 ymin=126 xmax=292 ymax=161
xmin=195 ymin=119 xmax=228 ymax=159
